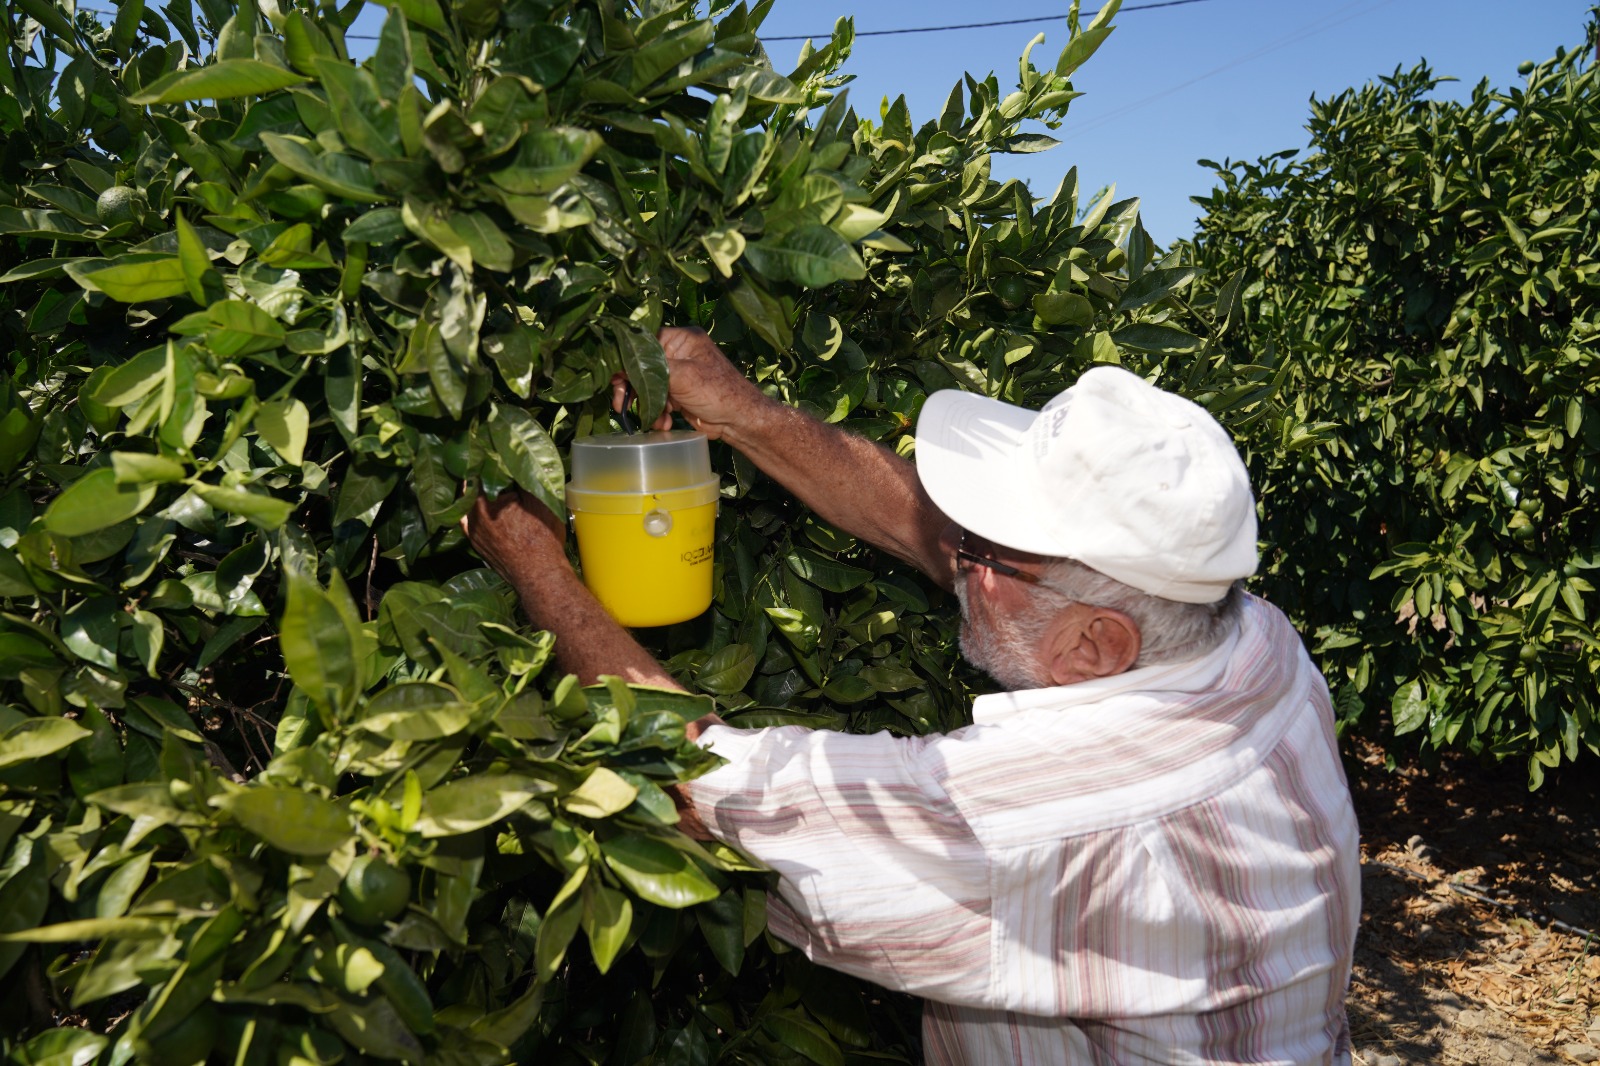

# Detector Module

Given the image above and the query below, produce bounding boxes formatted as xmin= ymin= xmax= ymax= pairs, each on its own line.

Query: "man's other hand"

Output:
xmin=460 ymin=488 xmax=567 ymax=587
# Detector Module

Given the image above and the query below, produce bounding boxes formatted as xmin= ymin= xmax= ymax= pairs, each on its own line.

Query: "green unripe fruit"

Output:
xmin=1518 ymin=497 xmax=1541 ymax=516
xmin=96 ymin=185 xmax=144 ymax=227
xmin=1517 ymin=60 xmax=1535 ymax=76
xmin=1505 ymin=468 xmax=1526 ymax=488
xmin=991 ymin=274 xmax=1032 ymax=311
xmin=338 ymin=853 xmax=411 ymax=926
xmin=1518 ymin=642 xmax=1539 ymax=664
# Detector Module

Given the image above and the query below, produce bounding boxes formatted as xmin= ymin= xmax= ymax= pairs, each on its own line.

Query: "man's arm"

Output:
xmin=460 ymin=488 xmax=680 ymax=687
xmin=460 ymin=489 xmax=723 ymax=839
xmin=648 ymin=328 xmax=956 ymax=591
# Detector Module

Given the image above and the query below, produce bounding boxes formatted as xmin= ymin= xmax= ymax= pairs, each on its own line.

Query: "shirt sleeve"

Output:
xmin=688 ymin=723 xmax=997 ymax=1004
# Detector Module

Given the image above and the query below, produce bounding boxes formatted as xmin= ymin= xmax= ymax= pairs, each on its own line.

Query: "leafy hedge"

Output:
xmin=0 ymin=0 xmax=1292 ymax=1060
xmin=1182 ymin=17 xmax=1600 ymax=787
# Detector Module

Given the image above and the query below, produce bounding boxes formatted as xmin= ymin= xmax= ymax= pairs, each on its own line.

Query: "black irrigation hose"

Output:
xmin=1364 ymin=859 xmax=1598 ymax=942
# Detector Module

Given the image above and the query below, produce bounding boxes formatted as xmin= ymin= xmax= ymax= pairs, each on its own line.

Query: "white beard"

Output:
xmin=954 ymin=581 xmax=1053 ymax=691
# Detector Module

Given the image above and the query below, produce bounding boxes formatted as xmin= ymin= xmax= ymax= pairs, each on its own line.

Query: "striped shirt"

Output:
xmin=689 ymin=594 xmax=1361 ymax=1065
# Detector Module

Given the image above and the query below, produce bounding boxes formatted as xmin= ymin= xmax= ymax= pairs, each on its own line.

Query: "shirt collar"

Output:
xmin=970 ymin=606 xmax=1247 ymax=726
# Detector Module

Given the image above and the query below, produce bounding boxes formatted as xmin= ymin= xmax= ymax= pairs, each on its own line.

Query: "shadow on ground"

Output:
xmin=1342 ymin=741 xmax=1597 ymax=1065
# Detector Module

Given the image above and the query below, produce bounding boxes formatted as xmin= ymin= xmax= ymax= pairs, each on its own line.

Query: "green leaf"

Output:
xmin=727 ymin=66 xmax=804 ymax=104
xmin=858 ymin=664 xmax=922 ymax=693
xmin=324 ymin=990 xmax=427 ymax=1062
xmin=131 ymin=59 xmax=309 ymax=104
xmin=312 ymin=57 xmax=399 ymax=161
xmin=260 ymin=133 xmax=386 ymax=203
xmin=509 ymin=22 xmax=584 ymax=84
xmin=191 ymin=482 xmax=295 ymax=529
xmin=489 ymin=404 xmax=566 ymax=514
xmin=334 ymin=464 xmax=399 ymax=526
xmin=535 ymin=869 xmax=586 ymax=980
xmin=358 ymin=682 xmax=476 ymax=740
xmin=743 ymin=224 xmax=865 ymax=288
xmin=0 ymin=718 xmax=92 ymax=770
xmin=699 ymin=227 xmax=746 ymax=278
xmin=0 ymin=207 xmax=92 ymax=242
xmin=821 ymin=675 xmax=874 ymax=704
xmin=175 ymin=215 xmax=215 ymax=303
xmin=61 ymin=596 xmax=119 ymax=668
xmin=581 ymin=882 xmax=632 ymax=974
xmin=612 ymin=324 xmax=670 ymax=428
xmin=694 ymin=889 xmax=745 ymax=975
xmin=43 ymin=468 xmax=157 ymax=536
xmin=80 ymin=257 xmax=189 ymax=303
xmin=763 ymin=1011 xmax=844 ymax=1066
xmin=411 ymin=773 xmax=552 ymax=837
xmin=0 ymin=916 xmax=175 ymax=943
xmin=726 ymin=279 xmax=792 ymax=351
xmin=696 ymin=643 xmax=755 ymax=695
xmin=563 ymin=766 xmax=638 ymax=819
xmin=0 ymin=546 xmax=34 ymax=597
xmin=1055 ymin=21 xmax=1116 ymax=78
xmin=215 ymin=786 xmax=353 ymax=855
xmin=1109 ymin=323 xmax=1202 ymax=354
xmin=0 ymin=258 xmax=80 ymax=284
xmin=489 ymin=127 xmax=605 ymax=195
xmin=402 ymin=198 xmax=474 ymax=272
xmin=206 ymin=299 xmax=286 ymax=356
xmin=412 ymin=437 xmax=459 ymax=529
xmin=1391 ymin=680 xmax=1427 ymax=736
xmin=450 ymin=212 xmax=515 ymax=273
xmin=87 ymin=782 xmax=207 ymax=826
xmin=1116 ymin=266 xmax=1198 ymax=312
xmin=257 ymin=399 xmax=310 ymax=466
xmin=343 ymin=207 xmax=406 ymax=244
xmin=8 ymin=1028 xmax=107 ymax=1065
xmin=785 ymin=548 xmax=871 ymax=592
xmin=1032 ymin=291 xmax=1094 ymax=327
xmin=90 ymin=345 xmax=168 ymax=407
xmin=601 ymin=835 xmax=720 ymax=908
xmin=280 ymin=568 xmax=365 ymax=717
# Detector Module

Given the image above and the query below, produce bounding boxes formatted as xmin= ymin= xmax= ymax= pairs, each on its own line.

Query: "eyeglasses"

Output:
xmin=955 ymin=529 xmax=1044 ymax=585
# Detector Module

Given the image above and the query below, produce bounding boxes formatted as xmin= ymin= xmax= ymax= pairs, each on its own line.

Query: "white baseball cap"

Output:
xmin=914 ymin=366 xmax=1258 ymax=604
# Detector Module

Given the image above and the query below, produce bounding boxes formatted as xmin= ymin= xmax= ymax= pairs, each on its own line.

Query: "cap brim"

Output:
xmin=915 ymin=390 xmax=1059 ymax=554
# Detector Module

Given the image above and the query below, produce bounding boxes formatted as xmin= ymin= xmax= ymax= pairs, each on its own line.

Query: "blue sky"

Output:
xmin=754 ymin=1 xmax=1595 ymax=245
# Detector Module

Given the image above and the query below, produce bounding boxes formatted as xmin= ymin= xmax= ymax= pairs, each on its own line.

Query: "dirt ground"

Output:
xmin=1344 ymin=738 xmax=1600 ymax=1066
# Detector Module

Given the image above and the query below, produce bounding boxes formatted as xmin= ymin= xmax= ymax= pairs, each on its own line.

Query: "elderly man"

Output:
xmin=463 ymin=326 xmax=1361 ymax=1066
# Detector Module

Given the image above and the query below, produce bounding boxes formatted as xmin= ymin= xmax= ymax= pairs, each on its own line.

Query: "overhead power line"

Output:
xmin=78 ymin=0 xmax=1211 ymax=42
xmin=1067 ymin=0 xmax=1400 ymax=135
xmin=763 ymin=0 xmax=1212 ymax=42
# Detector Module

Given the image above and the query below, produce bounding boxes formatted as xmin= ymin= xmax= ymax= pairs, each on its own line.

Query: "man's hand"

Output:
xmin=459 ymin=488 xmax=567 ymax=592
xmin=613 ymin=327 xmax=771 ymax=443
xmin=615 ymin=324 xmax=953 ymax=585
xmin=460 ymin=484 xmax=687 ymax=689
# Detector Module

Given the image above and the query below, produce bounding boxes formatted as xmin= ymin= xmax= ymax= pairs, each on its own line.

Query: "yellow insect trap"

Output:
xmin=567 ymin=430 xmax=719 ymax=627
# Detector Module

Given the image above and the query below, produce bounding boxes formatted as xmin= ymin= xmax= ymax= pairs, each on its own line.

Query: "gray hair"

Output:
xmin=1029 ymin=559 xmax=1243 ymax=667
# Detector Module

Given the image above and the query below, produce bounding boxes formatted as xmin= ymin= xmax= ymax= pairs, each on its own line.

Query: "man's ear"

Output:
xmin=1046 ymin=607 xmax=1141 ymax=685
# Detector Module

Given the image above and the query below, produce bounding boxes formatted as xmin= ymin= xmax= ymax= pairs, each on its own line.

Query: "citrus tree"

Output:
xmin=0 ymin=0 xmax=1309 ymax=1060
xmin=1183 ymin=14 xmax=1600 ymax=787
